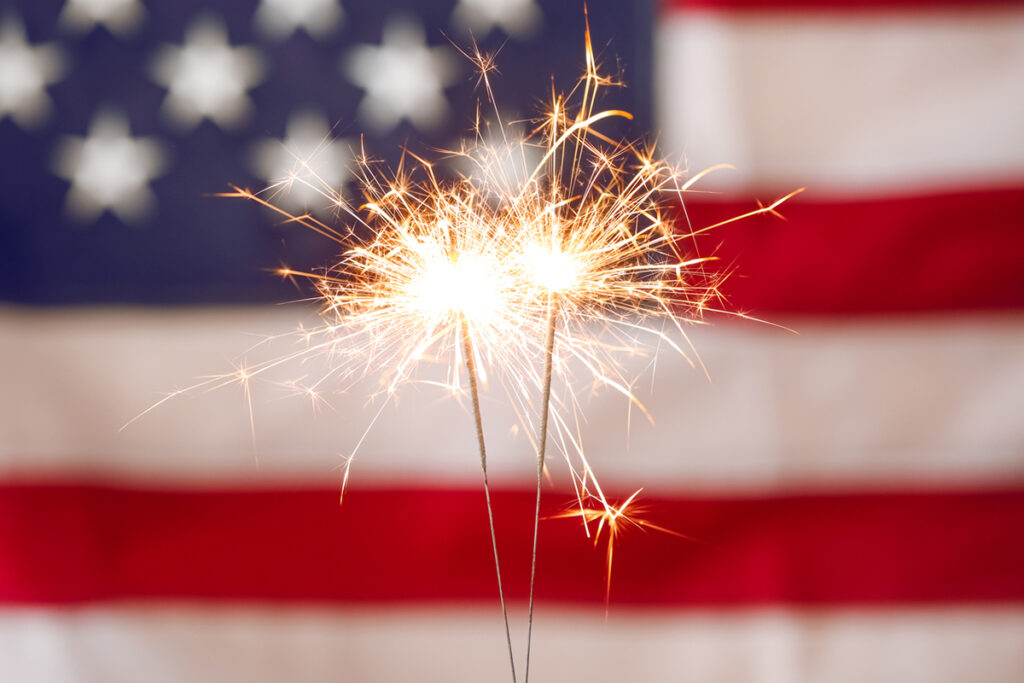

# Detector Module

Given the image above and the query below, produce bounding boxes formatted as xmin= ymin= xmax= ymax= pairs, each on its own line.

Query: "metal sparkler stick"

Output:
xmin=460 ymin=314 xmax=518 ymax=683
xmin=524 ymin=294 xmax=557 ymax=683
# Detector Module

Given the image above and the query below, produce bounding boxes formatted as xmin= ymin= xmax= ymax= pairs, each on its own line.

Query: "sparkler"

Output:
xmin=165 ymin=15 xmax=803 ymax=683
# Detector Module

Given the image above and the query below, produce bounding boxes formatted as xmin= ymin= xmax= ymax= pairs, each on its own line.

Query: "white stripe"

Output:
xmin=1 ymin=604 xmax=1021 ymax=682
xmin=2 ymin=306 xmax=1022 ymax=491
xmin=656 ymin=10 xmax=1024 ymax=196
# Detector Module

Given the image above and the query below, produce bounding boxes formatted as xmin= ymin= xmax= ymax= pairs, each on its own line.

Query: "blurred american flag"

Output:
xmin=1 ymin=0 xmax=1023 ymax=681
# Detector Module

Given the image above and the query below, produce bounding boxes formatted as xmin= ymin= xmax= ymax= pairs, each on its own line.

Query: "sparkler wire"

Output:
xmin=524 ymin=294 xmax=558 ymax=683
xmin=460 ymin=314 xmax=518 ymax=683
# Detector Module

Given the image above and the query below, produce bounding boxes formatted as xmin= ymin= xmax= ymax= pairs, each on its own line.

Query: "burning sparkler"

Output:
xmin=131 ymin=14 xmax=803 ymax=683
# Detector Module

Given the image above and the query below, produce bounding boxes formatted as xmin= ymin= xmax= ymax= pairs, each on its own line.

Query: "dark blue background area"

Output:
xmin=0 ymin=0 xmax=653 ymax=304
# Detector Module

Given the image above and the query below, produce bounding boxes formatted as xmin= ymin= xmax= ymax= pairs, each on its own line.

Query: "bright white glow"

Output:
xmin=523 ymin=243 xmax=582 ymax=293
xmin=407 ymin=254 xmax=501 ymax=321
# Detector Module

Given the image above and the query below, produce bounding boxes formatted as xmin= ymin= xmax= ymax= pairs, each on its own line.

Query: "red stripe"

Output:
xmin=1 ymin=484 xmax=1021 ymax=606
xmin=681 ymin=186 xmax=1024 ymax=314
xmin=662 ymin=0 xmax=1024 ymax=11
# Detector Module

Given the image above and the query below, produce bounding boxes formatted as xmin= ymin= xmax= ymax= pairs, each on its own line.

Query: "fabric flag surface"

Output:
xmin=2 ymin=0 xmax=1024 ymax=681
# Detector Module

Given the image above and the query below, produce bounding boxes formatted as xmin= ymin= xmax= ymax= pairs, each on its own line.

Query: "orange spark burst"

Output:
xmin=548 ymin=489 xmax=699 ymax=605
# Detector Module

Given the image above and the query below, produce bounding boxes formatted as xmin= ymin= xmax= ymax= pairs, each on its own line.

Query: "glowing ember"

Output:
xmin=521 ymin=242 xmax=581 ymax=293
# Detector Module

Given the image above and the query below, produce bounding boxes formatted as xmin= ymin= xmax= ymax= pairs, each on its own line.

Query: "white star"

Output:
xmin=0 ymin=16 xmax=66 ymax=129
xmin=450 ymin=0 xmax=542 ymax=40
xmin=342 ymin=17 xmax=458 ymax=134
xmin=455 ymin=115 xmax=543 ymax=196
xmin=254 ymin=0 xmax=343 ymax=40
xmin=251 ymin=108 xmax=352 ymax=212
xmin=53 ymin=107 xmax=168 ymax=225
xmin=58 ymin=0 xmax=145 ymax=37
xmin=149 ymin=15 xmax=264 ymax=131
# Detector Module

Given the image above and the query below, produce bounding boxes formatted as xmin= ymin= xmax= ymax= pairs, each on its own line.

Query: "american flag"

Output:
xmin=2 ymin=0 xmax=1023 ymax=681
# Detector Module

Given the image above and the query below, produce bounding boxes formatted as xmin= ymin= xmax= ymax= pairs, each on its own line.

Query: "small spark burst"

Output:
xmin=548 ymin=489 xmax=700 ymax=605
